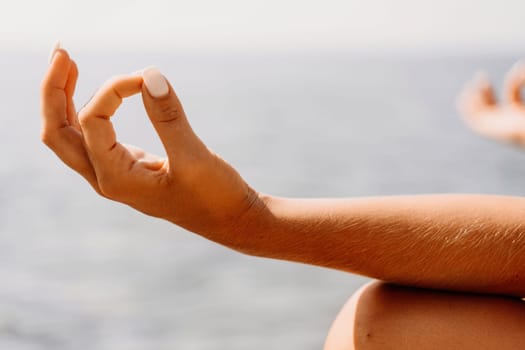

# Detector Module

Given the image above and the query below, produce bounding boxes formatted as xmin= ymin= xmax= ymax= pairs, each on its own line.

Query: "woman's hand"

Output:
xmin=40 ymin=47 xmax=263 ymax=245
xmin=458 ymin=62 xmax=525 ymax=147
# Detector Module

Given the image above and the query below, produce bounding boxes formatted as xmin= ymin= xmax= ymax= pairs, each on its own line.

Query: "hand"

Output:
xmin=458 ymin=62 xmax=525 ymax=147
xmin=40 ymin=47 xmax=263 ymax=245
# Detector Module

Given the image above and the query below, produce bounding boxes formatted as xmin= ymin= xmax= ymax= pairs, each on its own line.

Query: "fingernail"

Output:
xmin=130 ymin=69 xmax=144 ymax=76
xmin=48 ymin=40 xmax=61 ymax=64
xmin=143 ymin=66 xmax=169 ymax=98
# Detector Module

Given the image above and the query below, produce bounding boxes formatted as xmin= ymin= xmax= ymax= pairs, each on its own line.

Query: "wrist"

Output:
xmin=222 ymin=189 xmax=274 ymax=254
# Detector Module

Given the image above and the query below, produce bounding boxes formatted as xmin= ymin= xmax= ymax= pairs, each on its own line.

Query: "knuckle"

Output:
xmin=97 ymin=174 xmax=121 ymax=199
xmin=77 ymin=108 xmax=90 ymax=127
xmin=40 ymin=77 xmax=55 ymax=95
xmin=40 ymin=129 xmax=55 ymax=147
xmin=102 ymin=75 xmax=125 ymax=92
xmin=98 ymin=182 xmax=116 ymax=199
xmin=156 ymin=102 xmax=181 ymax=123
xmin=97 ymin=171 xmax=134 ymax=201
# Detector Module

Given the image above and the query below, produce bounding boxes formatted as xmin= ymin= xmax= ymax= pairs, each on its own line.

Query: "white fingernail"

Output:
xmin=143 ymin=66 xmax=169 ymax=98
xmin=48 ymin=40 xmax=62 ymax=64
xmin=130 ymin=69 xmax=144 ymax=76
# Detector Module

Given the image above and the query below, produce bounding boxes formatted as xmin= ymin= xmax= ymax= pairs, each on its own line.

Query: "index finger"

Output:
xmin=78 ymin=75 xmax=143 ymax=158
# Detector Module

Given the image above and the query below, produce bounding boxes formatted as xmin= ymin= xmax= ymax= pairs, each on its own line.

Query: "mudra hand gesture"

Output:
xmin=41 ymin=46 xmax=262 ymax=245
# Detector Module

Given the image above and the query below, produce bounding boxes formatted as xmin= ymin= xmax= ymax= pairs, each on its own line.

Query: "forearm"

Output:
xmin=234 ymin=194 xmax=525 ymax=296
xmin=41 ymin=48 xmax=525 ymax=297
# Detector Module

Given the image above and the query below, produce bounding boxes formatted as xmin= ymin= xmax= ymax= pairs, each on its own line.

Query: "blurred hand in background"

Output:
xmin=459 ymin=62 xmax=525 ymax=148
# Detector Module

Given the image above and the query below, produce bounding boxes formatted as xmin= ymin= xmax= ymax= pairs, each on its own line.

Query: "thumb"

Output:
xmin=504 ymin=61 xmax=525 ymax=105
xmin=141 ymin=67 xmax=204 ymax=163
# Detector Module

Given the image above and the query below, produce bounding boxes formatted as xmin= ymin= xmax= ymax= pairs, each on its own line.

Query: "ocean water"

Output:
xmin=2 ymin=49 xmax=525 ymax=349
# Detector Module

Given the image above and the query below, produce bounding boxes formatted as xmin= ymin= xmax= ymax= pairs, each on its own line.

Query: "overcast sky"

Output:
xmin=2 ymin=0 xmax=525 ymax=52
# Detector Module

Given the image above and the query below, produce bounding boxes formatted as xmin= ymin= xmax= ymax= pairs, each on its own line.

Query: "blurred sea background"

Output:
xmin=4 ymin=1 xmax=525 ymax=349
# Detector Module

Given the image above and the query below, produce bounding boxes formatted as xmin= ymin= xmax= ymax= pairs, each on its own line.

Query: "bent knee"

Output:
xmin=325 ymin=281 xmax=525 ymax=350
xmin=324 ymin=281 xmax=448 ymax=350
xmin=350 ymin=281 xmax=406 ymax=349
xmin=324 ymin=280 xmax=389 ymax=350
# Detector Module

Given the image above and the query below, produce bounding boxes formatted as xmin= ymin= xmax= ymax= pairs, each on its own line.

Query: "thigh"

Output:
xmin=324 ymin=281 xmax=525 ymax=350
